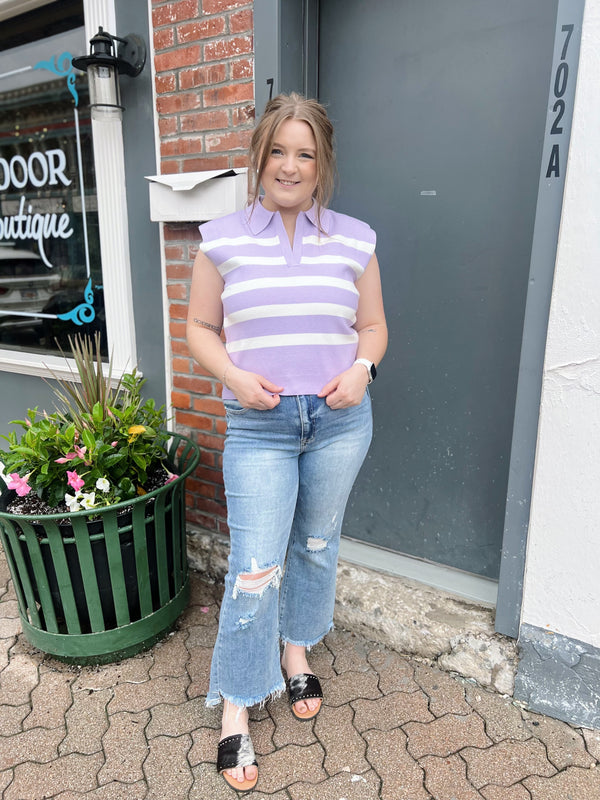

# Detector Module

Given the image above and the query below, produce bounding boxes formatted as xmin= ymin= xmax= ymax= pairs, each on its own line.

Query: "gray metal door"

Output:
xmin=318 ymin=0 xmax=558 ymax=577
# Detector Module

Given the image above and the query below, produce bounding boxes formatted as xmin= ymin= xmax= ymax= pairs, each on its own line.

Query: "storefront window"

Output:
xmin=0 ymin=24 xmax=106 ymax=358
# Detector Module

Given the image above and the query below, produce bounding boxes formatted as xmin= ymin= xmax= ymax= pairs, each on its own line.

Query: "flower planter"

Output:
xmin=0 ymin=432 xmax=199 ymax=664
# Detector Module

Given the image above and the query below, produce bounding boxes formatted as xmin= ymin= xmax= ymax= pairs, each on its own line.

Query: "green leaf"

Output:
xmin=81 ymin=429 xmax=95 ymax=452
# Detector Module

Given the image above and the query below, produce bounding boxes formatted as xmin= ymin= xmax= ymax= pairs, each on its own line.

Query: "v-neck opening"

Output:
xmin=275 ymin=212 xmax=303 ymax=266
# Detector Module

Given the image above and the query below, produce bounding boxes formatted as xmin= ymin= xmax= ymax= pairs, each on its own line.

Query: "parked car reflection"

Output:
xmin=0 ymin=244 xmax=61 ymax=332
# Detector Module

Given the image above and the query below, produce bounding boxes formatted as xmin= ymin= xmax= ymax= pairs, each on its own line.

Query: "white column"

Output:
xmin=521 ymin=0 xmax=600 ymax=646
xmin=83 ymin=0 xmax=137 ymax=374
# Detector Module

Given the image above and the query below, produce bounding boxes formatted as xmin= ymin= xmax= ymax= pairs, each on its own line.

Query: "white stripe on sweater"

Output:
xmin=224 ymin=302 xmax=356 ymax=327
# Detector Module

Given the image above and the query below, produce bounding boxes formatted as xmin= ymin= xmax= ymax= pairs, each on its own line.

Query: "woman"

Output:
xmin=186 ymin=93 xmax=387 ymax=792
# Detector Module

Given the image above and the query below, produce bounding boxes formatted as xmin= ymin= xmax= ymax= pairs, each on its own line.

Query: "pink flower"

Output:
xmin=55 ymin=453 xmax=77 ymax=464
xmin=66 ymin=470 xmax=85 ymax=492
xmin=165 ymin=470 xmax=178 ymax=484
xmin=7 ymin=473 xmax=32 ymax=497
xmin=111 ymin=441 xmax=118 ymax=448
xmin=55 ymin=445 xmax=88 ymax=465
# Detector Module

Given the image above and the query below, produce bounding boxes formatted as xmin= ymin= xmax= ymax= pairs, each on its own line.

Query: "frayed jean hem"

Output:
xmin=280 ymin=621 xmax=334 ymax=650
xmin=205 ymin=679 xmax=286 ymax=710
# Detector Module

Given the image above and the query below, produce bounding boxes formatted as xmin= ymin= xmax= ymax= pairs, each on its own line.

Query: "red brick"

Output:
xmin=232 ymin=154 xmax=250 ymax=169
xmin=198 ymin=483 xmax=216 ymax=499
xmin=155 ymin=45 xmax=202 ymax=73
xmin=196 ymin=432 xmax=225 ymax=450
xmin=165 ymin=245 xmax=185 ymax=260
xmin=195 ymin=497 xmax=227 ymax=516
xmin=172 ymin=391 xmax=191 ymax=409
xmin=153 ymin=0 xmax=199 ymax=27
xmin=180 ymin=109 xmax=228 ymax=133
xmin=184 ymin=155 xmax=230 ymax=172
xmin=161 ymin=159 xmax=180 ymax=173
xmin=164 ymin=223 xmax=199 ymax=241
xmin=159 ymin=116 xmax=178 ymax=136
xmin=202 ymin=0 xmax=250 ymax=12
xmin=198 ymin=450 xmax=215 ymax=468
xmin=174 ymin=375 xmax=213 ymax=393
xmin=175 ymin=411 xmax=212 ymax=429
xmin=161 ymin=137 xmax=204 ymax=157
xmin=170 ymin=320 xmax=187 ymax=339
xmin=193 ymin=397 xmax=225 ymax=415
xmin=186 ymin=509 xmax=222 ymax=528
xmin=171 ymin=339 xmax=191 ymax=356
xmin=203 ymin=82 xmax=253 ymax=107
xmin=178 ymin=16 xmax=226 ymax=43
xmin=172 ymin=357 xmax=191 ymax=374
xmin=230 ymin=8 xmax=253 ymax=33
xmin=205 ymin=130 xmax=251 ymax=152
xmin=155 ymin=74 xmax=177 ymax=95
xmin=180 ymin=64 xmax=227 ymax=90
xmin=166 ymin=263 xmax=193 ymax=280
xmin=231 ymin=57 xmax=253 ymax=80
xmin=215 ymin=418 xmax=227 ymax=435
xmin=204 ymin=35 xmax=252 ymax=62
xmin=157 ymin=93 xmax=200 ymax=115
xmin=196 ymin=465 xmax=224 ymax=485
xmin=168 ymin=284 xmax=188 ymax=300
xmin=170 ymin=302 xmax=189 ymax=320
xmin=232 ymin=103 xmax=254 ymax=125
xmin=154 ymin=28 xmax=175 ymax=51
xmin=192 ymin=362 xmax=212 ymax=376
xmin=217 ymin=518 xmax=230 ymax=534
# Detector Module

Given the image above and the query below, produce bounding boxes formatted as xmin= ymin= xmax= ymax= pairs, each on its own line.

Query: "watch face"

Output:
xmin=370 ymin=363 xmax=377 ymax=381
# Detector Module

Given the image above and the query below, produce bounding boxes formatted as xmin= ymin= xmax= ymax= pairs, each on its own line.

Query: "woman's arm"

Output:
xmin=186 ymin=249 xmax=283 ymax=408
xmin=318 ymin=252 xmax=388 ymax=408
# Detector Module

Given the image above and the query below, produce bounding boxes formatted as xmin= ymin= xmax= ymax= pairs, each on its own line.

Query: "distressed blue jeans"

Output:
xmin=206 ymin=392 xmax=372 ymax=708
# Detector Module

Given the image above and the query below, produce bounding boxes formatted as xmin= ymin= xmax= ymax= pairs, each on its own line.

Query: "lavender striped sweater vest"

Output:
xmin=199 ymin=199 xmax=376 ymax=399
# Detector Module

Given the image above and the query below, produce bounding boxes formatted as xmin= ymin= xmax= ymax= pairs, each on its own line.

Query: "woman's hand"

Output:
xmin=318 ymin=363 xmax=369 ymax=409
xmin=225 ymin=365 xmax=283 ymax=410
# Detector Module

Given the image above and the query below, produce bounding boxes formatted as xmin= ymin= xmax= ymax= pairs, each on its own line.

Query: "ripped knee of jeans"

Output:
xmin=306 ymin=536 xmax=328 ymax=552
xmin=232 ymin=558 xmax=282 ymax=600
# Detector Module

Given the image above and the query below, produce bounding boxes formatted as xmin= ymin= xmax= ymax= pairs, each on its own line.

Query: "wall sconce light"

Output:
xmin=72 ymin=27 xmax=146 ymax=117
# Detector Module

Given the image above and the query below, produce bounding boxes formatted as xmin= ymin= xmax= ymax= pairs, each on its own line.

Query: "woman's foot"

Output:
xmin=281 ymin=643 xmax=323 ymax=718
xmin=218 ymin=700 xmax=258 ymax=790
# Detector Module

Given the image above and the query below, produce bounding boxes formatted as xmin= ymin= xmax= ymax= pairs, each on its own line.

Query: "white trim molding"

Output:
xmin=0 ymin=0 xmax=54 ymax=21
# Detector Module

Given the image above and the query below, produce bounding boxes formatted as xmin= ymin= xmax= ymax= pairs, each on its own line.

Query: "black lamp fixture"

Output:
xmin=72 ymin=27 xmax=146 ymax=115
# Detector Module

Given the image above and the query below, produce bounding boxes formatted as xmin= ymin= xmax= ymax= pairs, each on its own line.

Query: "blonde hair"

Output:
xmin=249 ymin=93 xmax=336 ymax=229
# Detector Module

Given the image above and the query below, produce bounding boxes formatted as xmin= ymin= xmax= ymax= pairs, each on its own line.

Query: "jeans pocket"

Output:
xmin=223 ymin=399 xmax=251 ymax=416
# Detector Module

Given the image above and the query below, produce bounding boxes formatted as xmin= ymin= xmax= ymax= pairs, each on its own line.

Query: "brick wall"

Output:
xmin=152 ymin=0 xmax=255 ymax=535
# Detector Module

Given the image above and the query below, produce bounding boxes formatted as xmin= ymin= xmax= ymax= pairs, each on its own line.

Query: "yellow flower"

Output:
xmin=128 ymin=424 xmax=146 ymax=442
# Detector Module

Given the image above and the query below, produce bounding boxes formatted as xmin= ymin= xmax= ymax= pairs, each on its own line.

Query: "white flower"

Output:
xmin=96 ymin=477 xmax=110 ymax=493
xmin=79 ymin=492 xmax=96 ymax=509
xmin=64 ymin=492 xmax=82 ymax=512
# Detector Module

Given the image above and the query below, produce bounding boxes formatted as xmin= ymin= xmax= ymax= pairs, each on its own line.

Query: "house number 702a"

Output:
xmin=546 ymin=24 xmax=574 ymax=179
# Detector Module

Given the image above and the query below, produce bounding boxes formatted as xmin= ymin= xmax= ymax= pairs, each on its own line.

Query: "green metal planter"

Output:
xmin=0 ymin=432 xmax=199 ymax=664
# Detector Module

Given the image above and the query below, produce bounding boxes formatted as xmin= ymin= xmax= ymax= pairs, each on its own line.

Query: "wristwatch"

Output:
xmin=353 ymin=358 xmax=377 ymax=384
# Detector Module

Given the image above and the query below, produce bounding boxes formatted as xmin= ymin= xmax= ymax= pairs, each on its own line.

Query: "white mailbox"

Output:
xmin=145 ymin=168 xmax=248 ymax=222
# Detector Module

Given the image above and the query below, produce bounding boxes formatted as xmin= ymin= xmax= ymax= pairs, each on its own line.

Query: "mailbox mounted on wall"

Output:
xmin=145 ymin=168 xmax=248 ymax=222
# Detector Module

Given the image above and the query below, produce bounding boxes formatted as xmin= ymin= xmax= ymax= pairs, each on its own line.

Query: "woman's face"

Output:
xmin=260 ymin=118 xmax=318 ymax=216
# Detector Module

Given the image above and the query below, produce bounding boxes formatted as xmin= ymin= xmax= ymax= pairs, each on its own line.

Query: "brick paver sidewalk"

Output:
xmin=1 ymin=546 xmax=600 ymax=799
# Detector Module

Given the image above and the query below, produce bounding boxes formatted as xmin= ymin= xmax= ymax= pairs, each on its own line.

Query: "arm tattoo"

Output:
xmin=193 ymin=318 xmax=222 ymax=334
